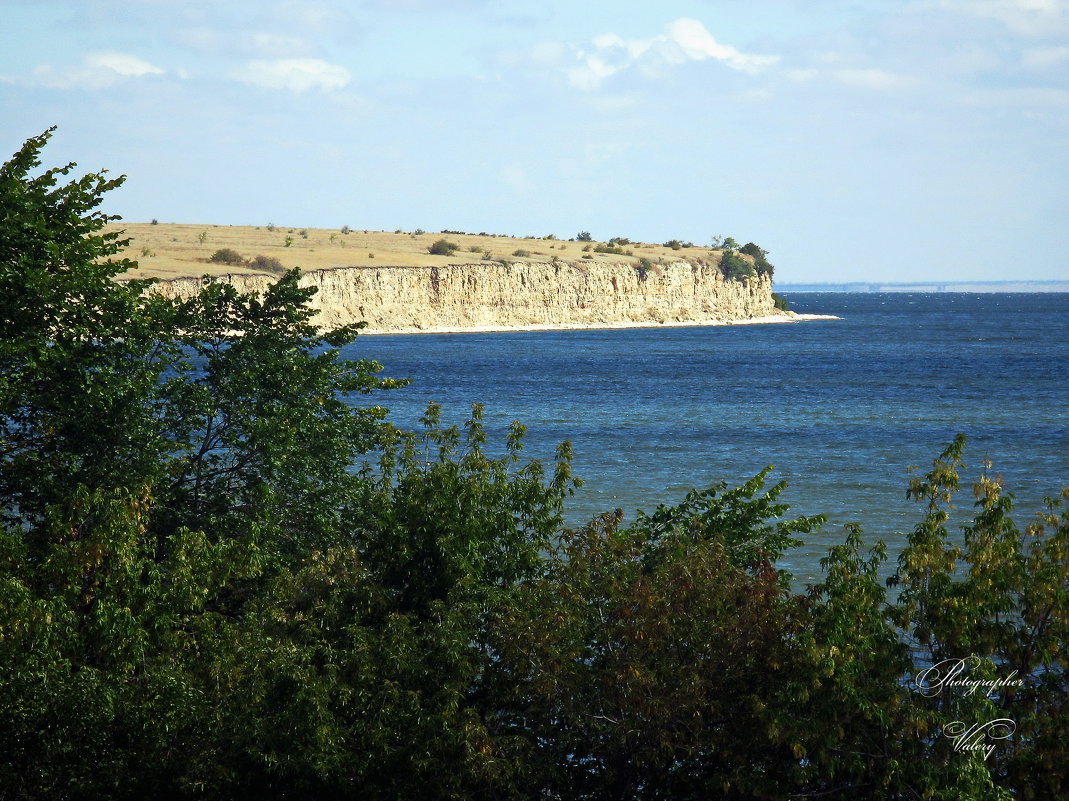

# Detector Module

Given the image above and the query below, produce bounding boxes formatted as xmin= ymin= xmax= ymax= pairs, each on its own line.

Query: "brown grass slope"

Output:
xmin=111 ymin=223 xmax=736 ymax=280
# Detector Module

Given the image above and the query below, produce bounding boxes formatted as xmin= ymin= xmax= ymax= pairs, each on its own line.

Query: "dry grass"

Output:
xmin=109 ymin=223 xmax=722 ymax=280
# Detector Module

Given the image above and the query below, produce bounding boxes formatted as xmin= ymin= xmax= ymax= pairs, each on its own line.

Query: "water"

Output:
xmin=343 ymin=293 xmax=1069 ymax=584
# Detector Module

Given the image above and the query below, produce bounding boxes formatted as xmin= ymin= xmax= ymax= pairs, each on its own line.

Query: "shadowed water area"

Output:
xmin=347 ymin=292 xmax=1069 ymax=584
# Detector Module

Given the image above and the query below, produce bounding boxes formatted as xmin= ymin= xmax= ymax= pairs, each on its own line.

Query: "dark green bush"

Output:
xmin=720 ymin=250 xmax=757 ymax=281
xmin=209 ymin=247 xmax=245 ymax=266
xmin=741 ymin=242 xmax=775 ymax=277
xmin=429 ymin=238 xmax=459 ymax=255
xmin=248 ymin=254 xmax=286 ymax=275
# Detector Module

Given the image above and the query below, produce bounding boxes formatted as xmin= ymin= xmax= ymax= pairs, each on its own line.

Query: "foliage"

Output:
xmin=2 ymin=131 xmax=1067 ymax=800
xmin=208 ymin=247 xmax=245 ymax=265
xmin=576 ymin=231 xmax=593 ymax=241
xmin=772 ymin=291 xmax=790 ymax=311
xmin=487 ymin=511 xmax=800 ymax=799
xmin=593 ymin=243 xmax=626 ymax=255
xmin=428 ymin=238 xmax=459 ymax=256
xmin=720 ymin=250 xmax=757 ymax=282
xmin=741 ymin=242 xmax=775 ymax=278
xmin=512 ymin=249 xmax=531 ymax=257
xmin=248 ymin=254 xmax=286 ymax=275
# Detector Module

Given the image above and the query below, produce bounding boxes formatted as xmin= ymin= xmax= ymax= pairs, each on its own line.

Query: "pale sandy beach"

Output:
xmin=359 ymin=312 xmax=841 ymax=335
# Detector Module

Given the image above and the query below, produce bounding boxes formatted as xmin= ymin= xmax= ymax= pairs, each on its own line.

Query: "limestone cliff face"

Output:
xmin=142 ymin=260 xmax=778 ymax=333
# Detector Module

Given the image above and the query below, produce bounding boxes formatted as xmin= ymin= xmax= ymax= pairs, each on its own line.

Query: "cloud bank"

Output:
xmin=567 ymin=18 xmax=778 ymax=90
xmin=231 ymin=58 xmax=351 ymax=92
xmin=32 ymin=51 xmax=165 ymax=89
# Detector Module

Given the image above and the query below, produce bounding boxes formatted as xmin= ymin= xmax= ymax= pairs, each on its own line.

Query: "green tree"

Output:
xmin=482 ymin=473 xmax=823 ymax=799
xmin=740 ymin=242 xmax=775 ymax=278
xmin=1 ymin=127 xmax=164 ymax=527
xmin=719 ymin=250 xmax=756 ymax=282
xmin=3 ymin=130 xmax=1066 ymax=801
xmin=0 ymin=129 xmax=407 ymax=798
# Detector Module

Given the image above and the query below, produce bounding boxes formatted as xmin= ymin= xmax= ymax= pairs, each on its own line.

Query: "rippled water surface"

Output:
xmin=343 ymin=293 xmax=1069 ymax=583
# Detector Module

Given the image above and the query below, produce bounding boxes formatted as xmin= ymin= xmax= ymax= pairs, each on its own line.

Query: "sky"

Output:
xmin=2 ymin=0 xmax=1067 ymax=283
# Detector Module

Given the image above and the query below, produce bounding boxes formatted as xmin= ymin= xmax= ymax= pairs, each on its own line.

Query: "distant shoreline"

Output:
xmin=779 ymin=281 xmax=1069 ymax=294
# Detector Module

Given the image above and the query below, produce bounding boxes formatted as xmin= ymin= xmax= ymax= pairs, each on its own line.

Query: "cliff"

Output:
xmin=140 ymin=260 xmax=782 ymax=334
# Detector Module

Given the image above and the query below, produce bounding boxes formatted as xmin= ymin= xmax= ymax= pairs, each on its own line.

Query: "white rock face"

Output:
xmin=139 ymin=260 xmax=778 ymax=333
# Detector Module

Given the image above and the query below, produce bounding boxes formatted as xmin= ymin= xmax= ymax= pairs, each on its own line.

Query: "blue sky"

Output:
xmin=3 ymin=0 xmax=1067 ymax=282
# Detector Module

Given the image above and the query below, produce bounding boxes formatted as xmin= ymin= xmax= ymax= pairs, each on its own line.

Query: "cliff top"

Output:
xmin=109 ymin=223 xmax=732 ymax=280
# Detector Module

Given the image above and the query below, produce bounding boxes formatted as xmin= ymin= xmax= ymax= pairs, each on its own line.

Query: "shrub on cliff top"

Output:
xmin=209 ymin=247 xmax=245 ymax=266
xmin=429 ymin=238 xmax=459 ymax=256
xmin=248 ymin=254 xmax=286 ymax=275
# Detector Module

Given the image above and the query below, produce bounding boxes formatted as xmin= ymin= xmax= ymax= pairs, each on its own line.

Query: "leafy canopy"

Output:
xmin=1 ymin=130 xmax=1066 ymax=801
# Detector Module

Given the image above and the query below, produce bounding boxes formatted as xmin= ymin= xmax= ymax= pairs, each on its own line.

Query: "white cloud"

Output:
xmin=175 ymin=26 xmax=313 ymax=58
xmin=86 ymin=52 xmax=164 ymax=78
xmin=661 ymin=18 xmax=778 ymax=73
xmin=566 ymin=18 xmax=778 ymax=91
xmin=959 ymin=85 xmax=1069 ymax=106
xmin=833 ymin=68 xmax=914 ymax=91
xmin=248 ymin=32 xmax=310 ymax=56
xmin=786 ymin=68 xmax=820 ymax=83
xmin=939 ymin=0 xmax=1069 ymax=35
xmin=231 ymin=58 xmax=351 ymax=92
xmin=1021 ymin=45 xmax=1069 ymax=66
xmin=785 ymin=63 xmax=913 ymax=92
xmin=31 ymin=51 xmax=165 ymax=89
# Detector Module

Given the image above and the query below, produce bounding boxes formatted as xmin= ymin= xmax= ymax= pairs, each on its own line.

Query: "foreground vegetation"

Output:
xmin=1 ymin=131 xmax=1066 ymax=800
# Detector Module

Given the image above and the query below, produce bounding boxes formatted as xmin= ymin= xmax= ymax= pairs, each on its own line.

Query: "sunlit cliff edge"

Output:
xmin=114 ymin=224 xmax=826 ymax=334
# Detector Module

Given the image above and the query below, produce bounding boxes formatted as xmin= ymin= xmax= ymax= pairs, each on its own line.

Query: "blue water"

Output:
xmin=343 ymin=293 xmax=1069 ymax=583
